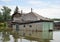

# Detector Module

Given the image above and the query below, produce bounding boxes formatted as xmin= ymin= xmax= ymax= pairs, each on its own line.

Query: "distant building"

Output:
xmin=54 ymin=22 xmax=60 ymax=30
xmin=11 ymin=7 xmax=53 ymax=40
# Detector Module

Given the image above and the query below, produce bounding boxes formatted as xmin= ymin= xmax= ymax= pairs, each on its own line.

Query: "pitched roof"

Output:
xmin=27 ymin=12 xmax=50 ymax=20
xmin=12 ymin=10 xmax=50 ymax=21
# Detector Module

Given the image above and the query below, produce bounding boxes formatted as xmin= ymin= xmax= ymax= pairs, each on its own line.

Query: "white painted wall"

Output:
xmin=13 ymin=17 xmax=22 ymax=22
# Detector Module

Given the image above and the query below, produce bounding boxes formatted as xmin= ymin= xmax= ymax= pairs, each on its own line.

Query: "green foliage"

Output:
xmin=3 ymin=32 xmax=10 ymax=41
xmin=0 ymin=6 xmax=11 ymax=22
xmin=51 ymin=18 xmax=60 ymax=21
xmin=0 ymin=12 xmax=4 ymax=22
xmin=1 ymin=6 xmax=11 ymax=21
xmin=0 ymin=6 xmax=12 ymax=32
xmin=14 ymin=6 xmax=19 ymax=14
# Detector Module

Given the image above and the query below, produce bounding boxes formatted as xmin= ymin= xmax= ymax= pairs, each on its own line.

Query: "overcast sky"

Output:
xmin=0 ymin=0 xmax=60 ymax=18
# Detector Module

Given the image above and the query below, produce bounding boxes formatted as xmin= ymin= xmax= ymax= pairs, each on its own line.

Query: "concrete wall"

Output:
xmin=13 ymin=17 xmax=23 ymax=22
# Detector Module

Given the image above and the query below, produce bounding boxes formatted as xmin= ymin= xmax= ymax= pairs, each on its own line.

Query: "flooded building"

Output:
xmin=11 ymin=7 xmax=53 ymax=40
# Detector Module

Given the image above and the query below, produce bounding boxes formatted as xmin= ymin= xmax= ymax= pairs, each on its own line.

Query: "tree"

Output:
xmin=0 ymin=12 xmax=3 ymax=22
xmin=1 ymin=6 xmax=11 ymax=21
xmin=14 ymin=6 xmax=19 ymax=14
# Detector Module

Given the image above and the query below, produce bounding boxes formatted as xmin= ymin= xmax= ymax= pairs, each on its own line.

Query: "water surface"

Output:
xmin=0 ymin=31 xmax=60 ymax=42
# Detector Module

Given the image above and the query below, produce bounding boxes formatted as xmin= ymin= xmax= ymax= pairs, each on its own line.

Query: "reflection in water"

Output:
xmin=2 ymin=32 xmax=10 ymax=42
xmin=0 ymin=31 xmax=52 ymax=42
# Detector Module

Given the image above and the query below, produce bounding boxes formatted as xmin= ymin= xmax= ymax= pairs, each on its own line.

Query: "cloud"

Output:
xmin=19 ymin=7 xmax=60 ymax=18
xmin=28 ymin=0 xmax=48 ymax=6
xmin=0 ymin=0 xmax=60 ymax=18
xmin=6 ymin=6 xmax=60 ymax=18
xmin=37 ymin=8 xmax=60 ymax=18
xmin=50 ymin=5 xmax=60 ymax=9
xmin=0 ymin=5 xmax=60 ymax=18
xmin=1 ymin=0 xmax=12 ymax=2
xmin=20 ymin=6 xmax=60 ymax=18
xmin=27 ymin=0 xmax=60 ymax=9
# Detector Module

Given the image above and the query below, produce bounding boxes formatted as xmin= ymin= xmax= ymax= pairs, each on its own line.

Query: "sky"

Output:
xmin=0 ymin=0 xmax=60 ymax=18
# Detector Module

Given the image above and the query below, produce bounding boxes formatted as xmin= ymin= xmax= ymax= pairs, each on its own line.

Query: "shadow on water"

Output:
xmin=0 ymin=30 xmax=52 ymax=42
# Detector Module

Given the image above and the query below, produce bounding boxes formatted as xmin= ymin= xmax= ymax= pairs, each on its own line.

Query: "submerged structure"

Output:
xmin=11 ymin=6 xmax=53 ymax=40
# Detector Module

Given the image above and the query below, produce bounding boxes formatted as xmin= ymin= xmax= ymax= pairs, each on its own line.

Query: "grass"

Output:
xmin=0 ymin=22 xmax=12 ymax=32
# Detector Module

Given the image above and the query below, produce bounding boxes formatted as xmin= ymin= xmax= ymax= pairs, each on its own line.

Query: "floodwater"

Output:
xmin=0 ymin=31 xmax=60 ymax=42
